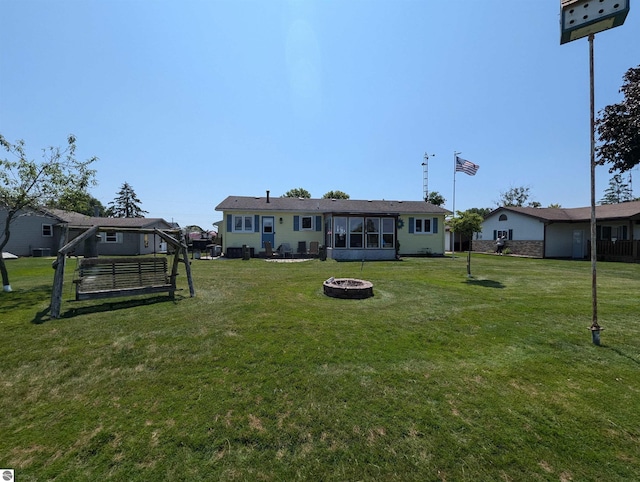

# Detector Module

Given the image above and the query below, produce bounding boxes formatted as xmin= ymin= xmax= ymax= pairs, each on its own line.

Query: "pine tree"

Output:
xmin=107 ymin=182 xmax=148 ymax=218
xmin=599 ymin=174 xmax=634 ymax=205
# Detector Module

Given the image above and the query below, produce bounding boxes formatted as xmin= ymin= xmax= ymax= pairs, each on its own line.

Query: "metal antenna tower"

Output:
xmin=422 ymin=152 xmax=435 ymax=201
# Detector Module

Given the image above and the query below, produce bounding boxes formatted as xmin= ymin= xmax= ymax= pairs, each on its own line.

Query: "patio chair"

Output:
xmin=264 ymin=241 xmax=279 ymax=259
xmin=297 ymin=241 xmax=307 ymax=256
xmin=309 ymin=241 xmax=319 ymax=257
xmin=278 ymin=243 xmax=293 ymax=258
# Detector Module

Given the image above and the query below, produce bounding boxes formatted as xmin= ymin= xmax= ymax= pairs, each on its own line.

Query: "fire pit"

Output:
xmin=323 ymin=277 xmax=374 ymax=299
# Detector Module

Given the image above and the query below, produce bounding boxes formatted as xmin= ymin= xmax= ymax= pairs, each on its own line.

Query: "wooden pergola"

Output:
xmin=49 ymin=226 xmax=195 ymax=318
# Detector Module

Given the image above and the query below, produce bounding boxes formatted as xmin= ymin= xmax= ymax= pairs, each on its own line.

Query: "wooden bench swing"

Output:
xmin=49 ymin=225 xmax=195 ymax=318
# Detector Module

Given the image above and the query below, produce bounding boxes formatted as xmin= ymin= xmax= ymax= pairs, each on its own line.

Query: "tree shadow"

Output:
xmin=607 ymin=346 xmax=640 ymax=366
xmin=31 ymin=294 xmax=185 ymax=324
xmin=464 ymin=278 xmax=505 ymax=289
xmin=0 ymin=284 xmax=52 ymax=314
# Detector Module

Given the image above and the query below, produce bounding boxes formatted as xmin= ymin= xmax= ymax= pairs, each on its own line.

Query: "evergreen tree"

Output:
xmin=107 ymin=182 xmax=148 ymax=218
xmin=599 ymin=173 xmax=634 ymax=205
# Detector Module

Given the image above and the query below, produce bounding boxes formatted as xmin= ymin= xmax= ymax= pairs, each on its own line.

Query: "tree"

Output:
xmin=548 ymin=203 xmax=562 ymax=209
xmin=107 ymin=182 xmax=148 ymax=218
xmin=322 ymin=190 xmax=350 ymax=199
xmin=449 ymin=210 xmax=484 ymax=277
xmin=596 ymin=65 xmax=640 ymax=173
xmin=47 ymin=191 xmax=106 ymax=216
xmin=0 ymin=134 xmax=97 ymax=291
xmin=599 ymin=173 xmax=634 ymax=204
xmin=498 ymin=186 xmax=538 ymax=207
xmin=284 ymin=188 xmax=311 ymax=199
xmin=466 ymin=207 xmax=491 ymax=218
xmin=425 ymin=191 xmax=446 ymax=206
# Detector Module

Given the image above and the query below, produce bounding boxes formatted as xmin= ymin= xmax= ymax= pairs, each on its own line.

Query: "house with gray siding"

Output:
xmin=1 ymin=206 xmax=174 ymax=257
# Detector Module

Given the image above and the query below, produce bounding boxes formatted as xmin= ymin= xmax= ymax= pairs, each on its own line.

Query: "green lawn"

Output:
xmin=1 ymin=254 xmax=639 ymax=481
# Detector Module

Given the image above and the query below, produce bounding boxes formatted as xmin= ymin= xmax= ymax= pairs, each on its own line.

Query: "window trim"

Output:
xmin=301 ymin=215 xmax=313 ymax=230
xmin=232 ymin=215 xmax=254 ymax=233
xmin=42 ymin=224 xmax=53 ymax=237
xmin=414 ymin=217 xmax=433 ymax=234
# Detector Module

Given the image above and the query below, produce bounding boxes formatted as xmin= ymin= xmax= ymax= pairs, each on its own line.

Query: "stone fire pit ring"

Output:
xmin=323 ymin=277 xmax=374 ymax=299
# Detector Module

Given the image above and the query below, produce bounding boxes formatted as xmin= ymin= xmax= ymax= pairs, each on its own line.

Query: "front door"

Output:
xmin=262 ymin=216 xmax=275 ymax=249
xmin=572 ymin=230 xmax=584 ymax=259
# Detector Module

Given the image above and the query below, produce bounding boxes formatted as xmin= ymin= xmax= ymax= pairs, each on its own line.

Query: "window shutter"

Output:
xmin=508 ymin=229 xmax=513 ymax=240
xmin=315 ymin=215 xmax=322 ymax=231
xmin=493 ymin=230 xmax=497 ymax=240
xmin=227 ymin=214 xmax=232 ymax=232
xmin=408 ymin=217 xmax=414 ymax=234
xmin=432 ymin=217 xmax=438 ymax=234
xmin=254 ymin=215 xmax=260 ymax=232
xmin=293 ymin=216 xmax=300 ymax=231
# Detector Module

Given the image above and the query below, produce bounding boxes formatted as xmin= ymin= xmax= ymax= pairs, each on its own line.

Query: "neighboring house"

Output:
xmin=215 ymin=192 xmax=451 ymax=260
xmin=1 ymin=206 xmax=174 ymax=257
xmin=475 ymin=201 xmax=640 ymax=261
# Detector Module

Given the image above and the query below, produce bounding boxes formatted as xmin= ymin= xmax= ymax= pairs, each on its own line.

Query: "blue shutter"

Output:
xmin=227 ymin=214 xmax=232 ymax=232
xmin=493 ymin=230 xmax=497 ymax=240
xmin=315 ymin=215 xmax=322 ymax=231
xmin=294 ymin=216 xmax=300 ymax=231
xmin=508 ymin=229 xmax=513 ymax=240
xmin=408 ymin=217 xmax=414 ymax=234
xmin=432 ymin=217 xmax=438 ymax=234
xmin=254 ymin=215 xmax=259 ymax=232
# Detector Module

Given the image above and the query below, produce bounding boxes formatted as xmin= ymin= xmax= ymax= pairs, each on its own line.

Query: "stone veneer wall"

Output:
xmin=472 ymin=240 xmax=544 ymax=258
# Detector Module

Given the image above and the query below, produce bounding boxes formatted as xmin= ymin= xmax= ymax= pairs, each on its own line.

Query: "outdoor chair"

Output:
xmin=278 ymin=243 xmax=293 ymax=258
xmin=297 ymin=241 xmax=307 ymax=256
xmin=309 ymin=241 xmax=319 ymax=257
xmin=264 ymin=241 xmax=279 ymax=259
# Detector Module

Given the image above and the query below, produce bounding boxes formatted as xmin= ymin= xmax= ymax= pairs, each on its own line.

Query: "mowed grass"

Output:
xmin=1 ymin=254 xmax=639 ymax=481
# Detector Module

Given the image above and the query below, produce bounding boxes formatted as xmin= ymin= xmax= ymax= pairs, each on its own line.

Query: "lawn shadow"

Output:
xmin=0 ymin=284 xmax=52 ymax=314
xmin=464 ymin=278 xmax=505 ymax=289
xmin=607 ymin=346 xmax=640 ymax=366
xmin=31 ymin=294 xmax=185 ymax=324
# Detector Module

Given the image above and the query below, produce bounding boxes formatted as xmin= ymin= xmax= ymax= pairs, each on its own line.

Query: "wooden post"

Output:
xmin=50 ymin=225 xmax=69 ymax=319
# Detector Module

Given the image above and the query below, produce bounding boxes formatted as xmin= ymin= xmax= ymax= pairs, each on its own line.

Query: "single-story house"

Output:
xmin=215 ymin=192 xmax=451 ymax=260
xmin=0 ymin=206 xmax=174 ymax=257
xmin=475 ymin=201 xmax=640 ymax=261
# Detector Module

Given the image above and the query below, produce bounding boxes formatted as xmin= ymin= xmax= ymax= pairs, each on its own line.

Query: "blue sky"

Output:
xmin=1 ymin=1 xmax=638 ymax=230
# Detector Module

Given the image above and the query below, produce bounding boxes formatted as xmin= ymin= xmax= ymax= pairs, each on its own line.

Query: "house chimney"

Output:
xmin=266 ymin=190 xmax=270 ymax=203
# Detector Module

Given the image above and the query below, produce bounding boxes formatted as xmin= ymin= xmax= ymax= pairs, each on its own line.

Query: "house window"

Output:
xmin=366 ymin=217 xmax=380 ymax=248
xmin=599 ymin=225 xmax=627 ymax=241
xmin=301 ymin=216 xmax=313 ymax=230
xmin=382 ymin=218 xmax=395 ymax=248
xmin=349 ymin=217 xmax=364 ymax=248
xmin=42 ymin=224 xmax=53 ymax=237
xmin=499 ymin=214 xmax=508 ymax=221
xmin=233 ymin=215 xmax=253 ymax=233
xmin=496 ymin=230 xmax=510 ymax=240
xmin=334 ymin=217 xmax=347 ymax=248
xmin=415 ymin=218 xmax=432 ymax=234
xmin=104 ymin=231 xmax=122 ymax=243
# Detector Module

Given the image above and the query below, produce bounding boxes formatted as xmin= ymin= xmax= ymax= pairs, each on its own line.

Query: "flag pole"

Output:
xmin=452 ymin=151 xmax=461 ymax=259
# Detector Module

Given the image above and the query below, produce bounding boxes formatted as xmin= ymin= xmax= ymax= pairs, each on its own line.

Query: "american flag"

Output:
xmin=455 ymin=156 xmax=479 ymax=176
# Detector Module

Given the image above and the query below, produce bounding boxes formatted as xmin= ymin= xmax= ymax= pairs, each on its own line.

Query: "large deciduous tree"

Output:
xmin=0 ymin=134 xmax=97 ymax=291
xmin=596 ymin=65 xmax=640 ymax=173
xmin=107 ymin=182 xmax=148 ymax=218
xmin=284 ymin=188 xmax=311 ymax=199
xmin=498 ymin=186 xmax=537 ymax=207
xmin=322 ymin=190 xmax=350 ymax=199
xmin=425 ymin=191 xmax=446 ymax=206
xmin=47 ymin=191 xmax=106 ymax=216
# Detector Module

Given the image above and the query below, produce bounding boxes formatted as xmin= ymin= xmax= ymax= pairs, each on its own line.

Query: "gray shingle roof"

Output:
xmin=44 ymin=208 xmax=172 ymax=228
xmin=215 ymin=196 xmax=451 ymax=215
xmin=492 ymin=201 xmax=640 ymax=222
